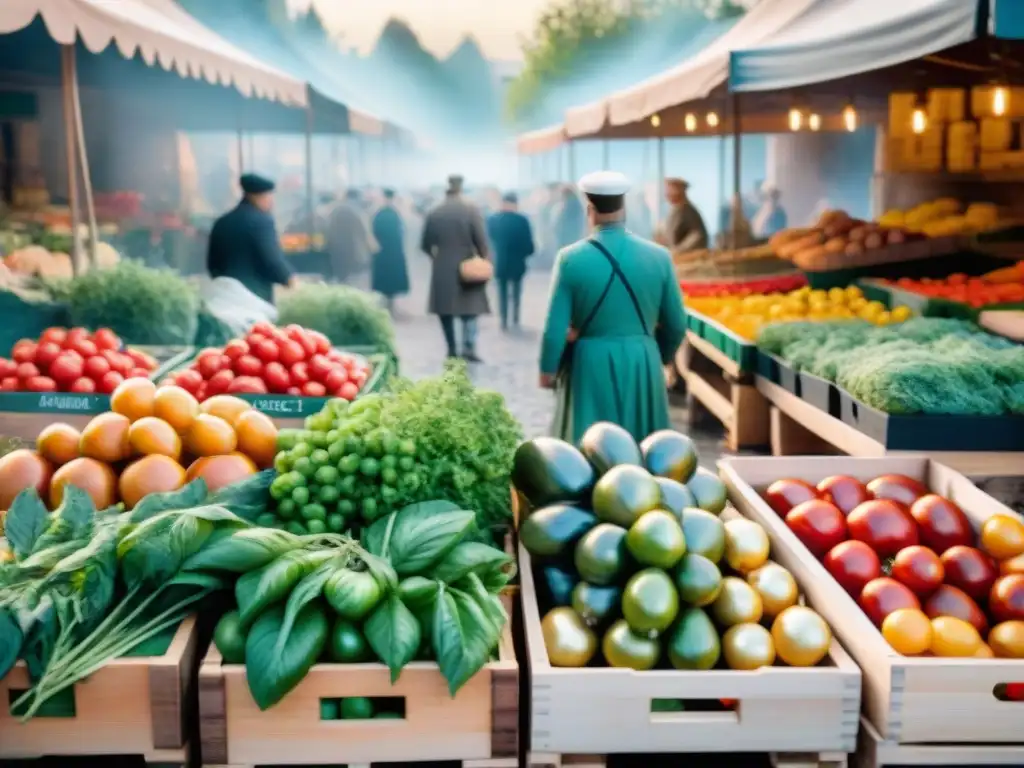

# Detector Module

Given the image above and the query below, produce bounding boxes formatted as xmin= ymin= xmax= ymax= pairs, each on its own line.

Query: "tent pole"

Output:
xmin=657 ymin=136 xmax=665 ymax=221
xmin=568 ymin=140 xmax=576 ymax=182
xmin=331 ymin=136 xmax=339 ymax=194
xmin=66 ymin=45 xmax=98 ymax=269
xmin=603 ymin=139 xmax=610 ymax=167
xmin=60 ymin=46 xmax=83 ymax=275
xmin=305 ymin=106 xmax=314 ymax=240
xmin=731 ymin=92 xmax=742 ymax=247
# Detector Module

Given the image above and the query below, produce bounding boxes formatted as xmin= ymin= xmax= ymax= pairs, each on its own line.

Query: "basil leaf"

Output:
xmin=429 ymin=541 xmax=513 ymax=584
xmin=276 ymin=561 xmax=337 ymax=652
xmin=0 ymin=607 xmax=23 ymax=679
xmin=432 ymin=587 xmax=464 ymax=693
xmin=181 ymin=528 xmax=303 ymax=573
xmin=208 ymin=470 xmax=275 ymax=522
xmin=398 ymin=576 xmax=438 ymax=610
xmin=236 ymin=549 xmax=337 ymax=628
xmin=449 ymin=588 xmax=500 ymax=694
xmin=130 ymin=479 xmax=208 ymax=522
xmin=456 ymin=573 xmax=508 ymax=634
xmin=388 ymin=509 xmax=476 ymax=576
xmin=362 ymin=499 xmax=462 ymax=557
xmin=364 ymin=594 xmax=421 ymax=682
xmin=245 ymin=603 xmax=328 ymax=711
xmin=5 ymin=489 xmax=48 ymax=559
xmin=479 ymin=567 xmax=514 ymax=593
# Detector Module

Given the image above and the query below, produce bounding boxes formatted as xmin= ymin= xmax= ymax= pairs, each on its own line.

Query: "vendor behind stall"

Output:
xmin=659 ymin=178 xmax=708 ymax=252
xmin=207 ymin=173 xmax=295 ymax=304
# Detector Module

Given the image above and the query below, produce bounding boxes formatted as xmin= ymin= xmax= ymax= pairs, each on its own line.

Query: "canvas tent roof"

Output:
xmin=516 ymin=124 xmax=567 ymax=155
xmin=729 ymin=0 xmax=1023 ymax=93
xmin=0 ymin=0 xmax=307 ymax=106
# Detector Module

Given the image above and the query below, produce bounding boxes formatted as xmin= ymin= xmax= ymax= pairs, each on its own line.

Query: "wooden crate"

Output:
xmin=521 ymin=525 xmax=862 ymax=767
xmin=198 ymin=601 xmax=519 ymax=768
xmin=681 ymin=333 xmax=770 ymax=451
xmin=721 ymin=455 xmax=1024 ymax=751
xmin=0 ymin=616 xmax=198 ymax=766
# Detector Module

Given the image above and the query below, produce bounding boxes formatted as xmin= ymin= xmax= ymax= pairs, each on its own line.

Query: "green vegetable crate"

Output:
xmin=685 ymin=309 xmax=758 ymax=373
xmin=197 ymin=594 xmax=519 ymax=768
xmin=0 ymin=616 xmax=199 ymax=765
xmin=0 ymin=346 xmax=194 ymax=443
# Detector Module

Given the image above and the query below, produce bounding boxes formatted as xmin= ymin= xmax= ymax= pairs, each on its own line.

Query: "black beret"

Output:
xmin=240 ymin=173 xmax=275 ymax=194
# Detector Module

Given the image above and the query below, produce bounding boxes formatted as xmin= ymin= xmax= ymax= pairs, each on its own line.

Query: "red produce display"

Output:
xmin=909 ymin=495 xmax=973 ymax=554
xmin=860 ymin=577 xmax=920 ymax=626
xmin=765 ymin=478 xmax=819 ymax=516
xmin=940 ymin=546 xmax=998 ymax=601
xmin=989 ymin=574 xmax=1024 ymax=623
xmin=167 ymin=322 xmax=371 ymax=402
xmin=785 ymin=499 xmax=848 ymax=557
xmin=816 ymin=475 xmax=870 ymax=516
xmin=866 ymin=474 xmax=928 ymax=508
xmin=847 ymin=500 xmax=919 ymax=557
xmin=924 ymin=584 xmax=989 ymax=635
xmin=890 ymin=546 xmax=944 ymax=598
xmin=0 ymin=328 xmax=156 ymax=394
xmin=823 ymin=540 xmax=881 ymax=597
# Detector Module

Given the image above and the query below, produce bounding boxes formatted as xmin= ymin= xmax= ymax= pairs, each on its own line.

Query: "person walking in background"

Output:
xmin=371 ymin=188 xmax=409 ymax=314
xmin=421 ymin=174 xmax=491 ymax=362
xmin=539 ymin=171 xmax=687 ymax=443
xmin=752 ymin=183 xmax=789 ymax=239
xmin=487 ymin=192 xmax=535 ymax=331
xmin=325 ymin=188 xmax=375 ymax=287
xmin=659 ymin=177 xmax=708 ymax=253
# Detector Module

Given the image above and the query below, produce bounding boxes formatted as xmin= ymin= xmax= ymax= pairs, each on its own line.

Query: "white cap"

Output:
xmin=578 ymin=171 xmax=630 ymax=197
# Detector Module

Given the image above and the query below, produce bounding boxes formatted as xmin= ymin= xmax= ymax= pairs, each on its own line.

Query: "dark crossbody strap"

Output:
xmin=587 ymin=238 xmax=650 ymax=335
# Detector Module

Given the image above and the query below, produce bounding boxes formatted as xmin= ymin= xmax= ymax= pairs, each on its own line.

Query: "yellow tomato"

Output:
xmin=881 ymin=609 xmax=932 ymax=655
xmin=980 ymin=514 xmax=1024 ymax=561
xmin=891 ymin=305 xmax=913 ymax=322
xmin=845 ymin=285 xmax=863 ymax=300
xmin=875 ymin=311 xmax=892 ymax=326
xmin=930 ymin=616 xmax=983 ymax=657
xmin=849 ymin=296 xmax=867 ymax=311
xmin=828 ymin=287 xmax=847 ymax=304
xmin=809 ymin=289 xmax=828 ymax=303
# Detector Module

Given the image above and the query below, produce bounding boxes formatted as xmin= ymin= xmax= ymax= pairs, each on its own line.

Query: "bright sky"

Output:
xmin=288 ymin=0 xmax=547 ymax=60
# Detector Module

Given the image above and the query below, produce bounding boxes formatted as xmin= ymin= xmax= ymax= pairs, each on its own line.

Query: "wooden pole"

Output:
xmin=67 ymin=45 xmax=98 ymax=268
xmin=657 ymin=136 xmax=665 ymax=220
xmin=305 ymin=106 xmax=314 ymax=239
xmin=568 ymin=140 xmax=576 ymax=182
xmin=60 ymin=46 xmax=83 ymax=275
xmin=732 ymin=92 xmax=742 ymax=247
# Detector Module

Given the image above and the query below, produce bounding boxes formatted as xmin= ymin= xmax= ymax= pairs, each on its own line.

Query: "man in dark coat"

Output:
xmin=371 ymin=188 xmax=409 ymax=313
xmin=486 ymin=192 xmax=535 ymax=331
xmin=325 ymin=189 xmax=374 ymax=286
xmin=421 ymin=175 xmax=491 ymax=362
xmin=207 ymin=173 xmax=294 ymax=304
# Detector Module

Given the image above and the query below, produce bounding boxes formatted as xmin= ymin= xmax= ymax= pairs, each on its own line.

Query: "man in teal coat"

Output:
xmin=539 ymin=171 xmax=687 ymax=443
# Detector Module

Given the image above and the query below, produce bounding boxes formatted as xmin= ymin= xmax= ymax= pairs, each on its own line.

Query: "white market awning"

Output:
xmin=0 ymin=0 xmax=308 ymax=106
xmin=516 ymin=123 xmax=566 ymax=155
xmin=564 ymin=0 xmax=817 ymax=136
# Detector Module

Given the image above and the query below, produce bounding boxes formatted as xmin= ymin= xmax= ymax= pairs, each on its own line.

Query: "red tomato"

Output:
xmin=253 ymin=339 xmax=280 ymax=364
xmin=40 ymin=327 xmax=68 ymax=346
xmin=350 ymin=370 xmax=368 ymax=388
xmin=49 ymin=354 xmax=85 ymax=386
xmin=924 ymin=584 xmax=989 ymax=635
xmin=101 ymin=349 xmax=131 ymax=375
xmin=69 ymin=377 xmax=96 ymax=393
xmin=290 ymin=362 xmax=311 ymax=386
xmin=0 ymin=359 xmax=16 ymax=379
xmin=227 ymin=376 xmax=268 ymax=394
xmin=262 ymin=362 xmax=291 ymax=393
xmin=785 ymin=499 xmax=849 ymax=557
xmin=286 ymin=325 xmax=318 ymax=358
xmin=823 ymin=541 xmax=882 ymax=597
xmin=83 ymin=355 xmax=111 ymax=381
xmin=338 ymin=381 xmax=360 ymax=401
xmin=234 ymin=355 xmax=263 ymax=377
xmin=174 ymin=369 xmax=203 ymax=394
xmin=223 ymin=339 xmax=250 ymax=360
xmin=64 ymin=327 xmax=90 ymax=348
xmin=308 ymin=330 xmax=331 ymax=355
xmin=98 ymin=371 xmax=124 ymax=394
xmin=70 ymin=339 xmax=98 ymax=359
xmin=326 ymin=349 xmax=345 ymax=363
xmin=12 ymin=340 xmax=37 ymax=364
xmin=307 ymin=354 xmax=334 ymax=383
xmin=891 ymin=546 xmax=945 ymax=598
xmin=990 ymin=574 xmax=1024 ymax=623
xmin=278 ymin=339 xmax=306 ymax=366
xmin=197 ymin=353 xmax=228 ymax=380
xmin=24 ymin=375 xmax=56 ymax=392
xmin=301 ymin=381 xmax=327 ymax=397
xmin=127 ymin=367 xmax=150 ymax=379
xmin=246 ymin=333 xmax=267 ymax=350
xmin=817 ymin=475 xmax=870 ymax=515
xmin=324 ymin=368 xmax=348 ymax=393
xmin=765 ymin=478 xmax=819 ymax=516
xmin=195 ymin=383 xmax=209 ymax=401
xmin=859 ymin=577 xmax=921 ymax=626
xmin=286 ymin=386 xmax=302 ymax=396
xmin=250 ymin=321 xmax=276 ymax=338
xmin=126 ymin=349 xmax=157 ymax=371
xmin=33 ymin=341 xmax=62 ymax=370
xmin=92 ymin=328 xmax=120 ymax=351
xmin=0 ymin=376 xmax=17 ymax=391
xmin=207 ymin=369 xmax=235 ymax=395
xmin=866 ymin=474 xmax=928 ymax=508
xmin=16 ymin=362 xmax=40 ymax=381
xmin=847 ymin=499 xmax=919 ymax=557
xmin=940 ymin=546 xmax=998 ymax=601
xmin=908 ymin=495 xmax=973 ymax=554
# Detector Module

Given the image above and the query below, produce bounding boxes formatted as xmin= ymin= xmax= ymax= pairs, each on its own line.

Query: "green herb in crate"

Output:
xmin=277 ymin=284 xmax=395 ymax=354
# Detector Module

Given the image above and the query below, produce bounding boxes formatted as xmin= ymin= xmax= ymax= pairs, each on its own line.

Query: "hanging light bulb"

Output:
xmin=684 ymin=113 xmax=697 ymax=132
xmin=808 ymin=113 xmax=821 ymax=131
xmin=992 ymin=87 xmax=1008 ymax=117
xmin=706 ymin=112 xmax=720 ymax=128
xmin=651 ymin=113 xmax=661 ymax=128
xmin=842 ymin=105 xmax=858 ymax=132
xmin=911 ymin=107 xmax=927 ymax=135
xmin=788 ymin=108 xmax=803 ymax=131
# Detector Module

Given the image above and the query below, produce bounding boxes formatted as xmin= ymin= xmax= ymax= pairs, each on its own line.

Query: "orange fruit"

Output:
xmin=929 ymin=616 xmax=983 ymax=657
xmin=37 ymin=424 xmax=81 ymax=467
xmin=235 ymin=410 xmax=278 ymax=468
xmin=128 ymin=416 xmax=182 ymax=461
xmin=80 ymin=412 xmax=132 ymax=463
xmin=200 ymin=395 xmax=251 ymax=427
xmin=186 ymin=453 xmax=257 ymax=493
xmin=153 ymin=386 xmax=199 ymax=434
xmin=50 ymin=457 xmax=117 ymax=509
xmin=981 ymin=514 xmax=1024 ymax=561
xmin=0 ymin=449 xmax=53 ymax=509
xmin=185 ymin=413 xmax=237 ymax=457
xmin=989 ymin=620 xmax=1024 ymax=659
xmin=110 ymin=377 xmax=157 ymax=422
xmin=881 ymin=609 xmax=932 ymax=655
xmin=118 ymin=455 xmax=186 ymax=509
xmin=1001 ymin=553 xmax=1024 ymax=576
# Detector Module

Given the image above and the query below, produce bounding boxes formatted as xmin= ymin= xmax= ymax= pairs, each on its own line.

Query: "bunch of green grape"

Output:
xmin=265 ymin=394 xmax=425 ymax=534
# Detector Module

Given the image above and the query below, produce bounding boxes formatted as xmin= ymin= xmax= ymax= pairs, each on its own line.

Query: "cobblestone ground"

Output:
xmin=392 ymin=255 xmax=732 ymax=467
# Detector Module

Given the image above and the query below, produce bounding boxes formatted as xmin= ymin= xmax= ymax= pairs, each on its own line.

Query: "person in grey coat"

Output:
xmin=326 ymin=189 xmax=375 ymax=285
xmin=421 ymin=175 xmax=491 ymax=362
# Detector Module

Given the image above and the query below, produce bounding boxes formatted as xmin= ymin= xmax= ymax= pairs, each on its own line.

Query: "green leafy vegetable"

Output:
xmin=181 ymin=528 xmax=304 ymax=573
xmin=277 ymin=283 xmax=395 ymax=354
xmin=429 ymin=541 xmax=513 ymax=584
xmin=0 ymin=607 xmax=22 ymax=678
xmin=363 ymin=594 xmax=421 ymax=683
xmin=236 ymin=549 xmax=337 ymax=627
xmin=130 ymin=480 xmax=208 ymax=522
xmin=5 ymin=489 xmax=48 ymax=558
xmin=245 ymin=603 xmax=329 ymax=711
xmin=365 ymin=502 xmax=476 ymax=576
xmin=323 ymin=567 xmax=384 ymax=621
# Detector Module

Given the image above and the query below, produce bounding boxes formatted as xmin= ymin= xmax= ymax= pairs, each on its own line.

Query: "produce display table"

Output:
xmin=722 ymin=456 xmax=1024 ymax=768
xmin=754 ymin=377 xmax=1024 ymax=478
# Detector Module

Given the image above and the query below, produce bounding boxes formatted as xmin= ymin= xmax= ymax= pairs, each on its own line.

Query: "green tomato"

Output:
xmin=325 ymin=568 xmax=384 ymax=620
xmin=213 ymin=610 xmax=247 ymax=664
xmin=380 ymin=454 xmax=398 ymax=471
xmin=339 ymin=454 xmax=362 ymax=475
xmin=276 ymin=498 xmax=297 ymax=519
xmin=273 ymin=453 xmax=292 ymax=475
xmin=361 ymin=498 xmax=379 ymax=521
xmin=381 ymin=467 xmax=399 ymax=486
xmin=269 ymin=475 xmax=292 ymax=501
xmin=315 ymin=465 xmax=340 ymax=487
xmin=320 ymin=699 xmax=341 ymax=720
xmin=359 ymin=458 xmax=380 ymax=478
xmin=339 ymin=475 xmax=358 ymax=496
xmin=401 ymin=473 xmax=422 ymax=491
xmin=255 ymin=512 xmax=278 ymax=528
xmin=301 ymin=503 xmax=327 ymax=521
xmin=310 ymin=432 xmax=329 ymax=449
xmin=341 ymin=697 xmax=375 ymax=719
xmin=381 ymin=433 xmax=400 ymax=455
xmin=398 ymin=439 xmax=416 ymax=456
xmin=317 ymin=485 xmax=341 ymax=505
xmin=327 ymin=513 xmax=346 ymax=533
xmin=379 ymin=485 xmax=398 ymax=504
xmin=398 ymin=456 xmax=415 ymax=472
xmin=306 ymin=519 xmax=327 ymax=535
xmin=311 ymin=449 xmax=331 ymax=467
xmin=325 ymin=429 xmax=340 ymax=444
xmin=328 ymin=618 xmax=372 ymax=663
xmin=338 ymin=499 xmax=356 ymax=516
xmin=327 ymin=440 xmax=347 ymax=463
xmin=285 ymin=521 xmax=308 ymax=536
xmin=291 ymin=486 xmax=310 ymax=506
xmin=292 ymin=456 xmax=314 ymax=478
xmin=290 ymin=442 xmax=313 ymax=459
xmin=345 ymin=436 xmax=363 ymax=455
xmin=275 ymin=429 xmax=301 ymax=451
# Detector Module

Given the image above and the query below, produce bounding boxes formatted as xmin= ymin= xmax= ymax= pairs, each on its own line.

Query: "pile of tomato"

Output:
xmin=680 ymin=274 xmax=807 ymax=299
xmin=766 ymin=474 xmax=1024 ymax=661
xmin=164 ymin=322 xmax=371 ymax=402
xmin=0 ymin=327 xmax=157 ymax=393
xmin=885 ymin=274 xmax=1024 ymax=308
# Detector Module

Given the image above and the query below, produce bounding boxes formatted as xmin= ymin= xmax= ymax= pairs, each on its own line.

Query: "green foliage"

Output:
xmin=277 ymin=283 xmax=395 ymax=354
